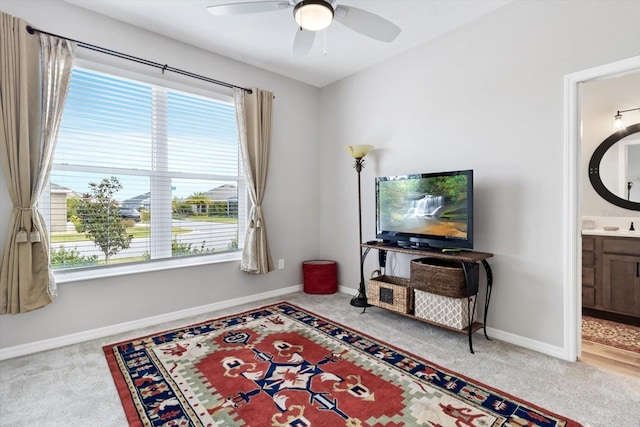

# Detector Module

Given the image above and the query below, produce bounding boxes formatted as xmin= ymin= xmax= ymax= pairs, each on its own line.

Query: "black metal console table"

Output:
xmin=359 ymin=242 xmax=494 ymax=354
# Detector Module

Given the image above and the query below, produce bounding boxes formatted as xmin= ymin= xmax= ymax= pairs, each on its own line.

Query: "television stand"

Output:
xmin=359 ymin=241 xmax=494 ymax=354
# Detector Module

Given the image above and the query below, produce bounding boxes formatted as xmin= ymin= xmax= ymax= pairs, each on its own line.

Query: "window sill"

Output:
xmin=54 ymin=251 xmax=242 ymax=284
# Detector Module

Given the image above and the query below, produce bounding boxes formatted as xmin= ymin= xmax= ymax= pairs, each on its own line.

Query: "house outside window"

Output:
xmin=46 ymin=66 xmax=245 ymax=275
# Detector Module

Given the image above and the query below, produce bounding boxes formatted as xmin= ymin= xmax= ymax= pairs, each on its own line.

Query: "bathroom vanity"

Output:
xmin=582 ymin=231 xmax=640 ymax=319
xmin=581 ymin=120 xmax=639 ymax=323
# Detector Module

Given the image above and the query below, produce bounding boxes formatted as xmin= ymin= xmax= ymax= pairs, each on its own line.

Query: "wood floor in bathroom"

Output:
xmin=580 ymin=340 xmax=640 ymax=379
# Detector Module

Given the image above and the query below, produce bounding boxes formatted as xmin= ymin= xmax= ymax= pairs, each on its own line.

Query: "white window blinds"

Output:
xmin=49 ymin=67 xmax=243 ymax=270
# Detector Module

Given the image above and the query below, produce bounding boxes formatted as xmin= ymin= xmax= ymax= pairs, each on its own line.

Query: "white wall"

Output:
xmin=318 ymin=0 xmax=640 ymax=353
xmin=0 ymin=0 xmax=322 ymax=350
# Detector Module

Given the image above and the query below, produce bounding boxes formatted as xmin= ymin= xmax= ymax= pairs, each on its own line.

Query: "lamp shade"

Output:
xmin=294 ymin=0 xmax=334 ymax=31
xmin=345 ymin=145 xmax=374 ymax=159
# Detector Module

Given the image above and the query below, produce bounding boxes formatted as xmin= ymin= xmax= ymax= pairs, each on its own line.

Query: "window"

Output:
xmin=47 ymin=66 xmax=244 ymax=273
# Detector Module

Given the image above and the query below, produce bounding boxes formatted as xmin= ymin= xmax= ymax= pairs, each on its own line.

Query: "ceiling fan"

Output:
xmin=206 ymin=0 xmax=401 ymax=56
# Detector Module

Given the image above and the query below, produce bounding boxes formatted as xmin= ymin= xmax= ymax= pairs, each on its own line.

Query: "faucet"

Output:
xmin=631 ymin=222 xmax=635 ymax=231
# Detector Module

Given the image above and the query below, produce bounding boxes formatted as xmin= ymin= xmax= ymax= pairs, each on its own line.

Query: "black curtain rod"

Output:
xmin=26 ymin=25 xmax=252 ymax=94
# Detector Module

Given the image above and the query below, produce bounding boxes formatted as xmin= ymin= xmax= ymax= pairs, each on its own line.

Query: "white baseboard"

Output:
xmin=0 ymin=284 xmax=303 ymax=361
xmin=338 ymin=285 xmax=358 ymax=295
xmin=341 ymin=286 xmax=567 ymax=359
xmin=483 ymin=326 xmax=567 ymax=360
xmin=1 ymin=284 xmax=568 ymax=362
xmin=340 ymin=284 xmax=568 ymax=360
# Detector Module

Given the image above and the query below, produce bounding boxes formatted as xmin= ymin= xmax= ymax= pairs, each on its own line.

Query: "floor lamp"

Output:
xmin=346 ymin=144 xmax=374 ymax=307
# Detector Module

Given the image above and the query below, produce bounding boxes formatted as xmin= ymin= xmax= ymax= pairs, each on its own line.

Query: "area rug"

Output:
xmin=582 ymin=316 xmax=640 ymax=353
xmin=104 ymin=302 xmax=581 ymax=426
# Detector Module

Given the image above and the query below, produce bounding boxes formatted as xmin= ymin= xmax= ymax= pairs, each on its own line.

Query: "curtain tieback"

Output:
xmin=13 ymin=205 xmax=41 ymax=243
xmin=248 ymin=219 xmax=263 ymax=229
xmin=249 ymin=205 xmax=264 ymax=229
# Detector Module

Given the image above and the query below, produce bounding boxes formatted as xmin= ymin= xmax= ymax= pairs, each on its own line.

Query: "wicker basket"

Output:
xmin=410 ymin=258 xmax=478 ymax=298
xmin=368 ymin=270 xmax=413 ymax=314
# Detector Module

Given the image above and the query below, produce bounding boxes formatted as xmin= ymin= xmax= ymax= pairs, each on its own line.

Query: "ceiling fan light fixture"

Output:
xmin=294 ymin=0 xmax=334 ymax=31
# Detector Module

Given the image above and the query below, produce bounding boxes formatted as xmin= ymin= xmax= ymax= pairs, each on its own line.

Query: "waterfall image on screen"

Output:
xmin=377 ymin=173 xmax=469 ymax=241
xmin=406 ymin=195 xmax=444 ymax=217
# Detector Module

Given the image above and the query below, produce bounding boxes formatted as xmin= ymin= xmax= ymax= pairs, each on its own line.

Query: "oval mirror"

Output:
xmin=588 ymin=122 xmax=640 ymax=211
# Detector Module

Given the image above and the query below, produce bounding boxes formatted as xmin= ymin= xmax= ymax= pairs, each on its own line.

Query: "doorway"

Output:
xmin=563 ymin=55 xmax=640 ymax=364
xmin=579 ymin=73 xmax=640 ymax=377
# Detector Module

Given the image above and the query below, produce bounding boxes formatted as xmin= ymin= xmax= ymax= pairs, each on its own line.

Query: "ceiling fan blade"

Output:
xmin=292 ymin=28 xmax=316 ymax=57
xmin=207 ymin=1 xmax=290 ymax=16
xmin=334 ymin=5 xmax=401 ymax=43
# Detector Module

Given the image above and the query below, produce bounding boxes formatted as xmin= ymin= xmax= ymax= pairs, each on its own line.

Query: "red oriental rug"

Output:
xmin=104 ymin=302 xmax=581 ymax=426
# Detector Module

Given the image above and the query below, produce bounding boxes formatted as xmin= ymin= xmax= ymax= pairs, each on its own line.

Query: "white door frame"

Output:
xmin=562 ymin=55 xmax=640 ymax=362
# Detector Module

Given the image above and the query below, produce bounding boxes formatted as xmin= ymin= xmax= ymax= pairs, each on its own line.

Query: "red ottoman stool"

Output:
xmin=302 ymin=260 xmax=338 ymax=294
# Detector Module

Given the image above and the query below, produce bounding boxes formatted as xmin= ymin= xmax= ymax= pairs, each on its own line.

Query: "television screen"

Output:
xmin=376 ymin=170 xmax=473 ymax=249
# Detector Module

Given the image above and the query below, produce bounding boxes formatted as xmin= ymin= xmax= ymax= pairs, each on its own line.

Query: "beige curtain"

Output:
xmin=233 ymin=87 xmax=274 ymax=274
xmin=0 ymin=13 xmax=76 ymax=314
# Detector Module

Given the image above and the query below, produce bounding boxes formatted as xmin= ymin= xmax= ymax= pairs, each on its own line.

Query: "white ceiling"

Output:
xmin=65 ymin=0 xmax=512 ymax=88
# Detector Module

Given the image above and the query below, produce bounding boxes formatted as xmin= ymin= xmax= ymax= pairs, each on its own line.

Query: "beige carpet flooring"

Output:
xmin=1 ymin=291 xmax=640 ymax=426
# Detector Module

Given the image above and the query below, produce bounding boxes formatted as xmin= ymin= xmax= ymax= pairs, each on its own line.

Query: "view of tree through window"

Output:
xmin=49 ymin=67 xmax=243 ymax=270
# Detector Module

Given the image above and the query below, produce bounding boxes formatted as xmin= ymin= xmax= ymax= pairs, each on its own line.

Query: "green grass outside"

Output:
xmin=51 ymin=225 xmax=191 ymax=243
xmin=51 ymin=216 xmax=238 ymax=243
xmin=172 ymin=215 xmax=238 ymax=224
xmin=106 ymin=256 xmax=147 ymax=264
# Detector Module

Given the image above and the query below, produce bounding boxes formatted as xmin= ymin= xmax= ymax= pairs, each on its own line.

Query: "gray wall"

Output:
xmin=2 ymin=0 xmax=640 ymax=358
xmin=318 ymin=0 xmax=640 ymax=352
xmin=0 ymin=0 xmax=322 ymax=350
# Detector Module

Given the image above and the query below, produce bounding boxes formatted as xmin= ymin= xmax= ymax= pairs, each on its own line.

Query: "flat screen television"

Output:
xmin=375 ymin=169 xmax=473 ymax=250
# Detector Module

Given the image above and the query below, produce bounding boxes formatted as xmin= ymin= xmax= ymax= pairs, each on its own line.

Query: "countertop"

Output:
xmin=581 ymin=229 xmax=640 ymax=238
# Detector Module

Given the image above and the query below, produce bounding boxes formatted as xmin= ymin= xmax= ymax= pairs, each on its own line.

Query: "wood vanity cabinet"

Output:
xmin=582 ymin=235 xmax=640 ymax=318
xmin=581 ymin=236 xmax=596 ymax=307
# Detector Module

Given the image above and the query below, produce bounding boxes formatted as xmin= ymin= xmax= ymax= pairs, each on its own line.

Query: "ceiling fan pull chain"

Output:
xmin=323 ymin=29 xmax=327 ymax=55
